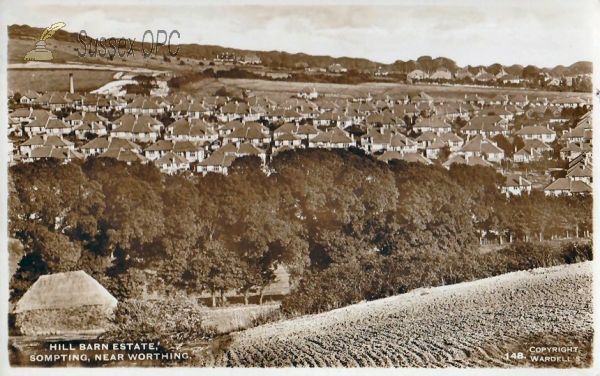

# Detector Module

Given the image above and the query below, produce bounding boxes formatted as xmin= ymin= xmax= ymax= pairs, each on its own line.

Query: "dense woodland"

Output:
xmin=9 ymin=149 xmax=593 ymax=314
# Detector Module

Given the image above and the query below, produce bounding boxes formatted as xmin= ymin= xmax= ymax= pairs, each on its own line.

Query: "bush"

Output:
xmin=100 ymin=295 xmax=218 ymax=352
xmin=282 ymin=241 xmax=593 ymax=317
xmin=104 ymin=268 xmax=147 ymax=301
xmin=247 ymin=308 xmax=288 ymax=328
xmin=562 ymin=242 xmax=593 ymax=264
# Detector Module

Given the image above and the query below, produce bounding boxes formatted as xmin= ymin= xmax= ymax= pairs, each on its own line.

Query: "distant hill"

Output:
xmin=8 ymin=24 xmax=592 ymax=76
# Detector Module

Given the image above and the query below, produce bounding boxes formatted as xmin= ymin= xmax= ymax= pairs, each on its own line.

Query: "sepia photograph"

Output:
xmin=0 ymin=0 xmax=597 ymax=373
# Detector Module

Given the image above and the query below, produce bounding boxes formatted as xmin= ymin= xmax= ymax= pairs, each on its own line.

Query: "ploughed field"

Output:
xmin=206 ymin=262 xmax=593 ymax=367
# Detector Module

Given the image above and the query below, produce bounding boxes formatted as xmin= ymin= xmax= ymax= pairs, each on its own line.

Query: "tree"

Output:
xmin=215 ymin=86 xmax=229 ymax=97
xmin=492 ymin=134 xmax=514 ymax=157
xmin=512 ymin=135 xmax=525 ymax=153
xmin=521 ymin=65 xmax=540 ymax=80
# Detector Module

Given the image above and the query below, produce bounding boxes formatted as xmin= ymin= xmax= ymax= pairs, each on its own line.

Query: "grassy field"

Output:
xmin=8 ymin=69 xmax=117 ymax=93
xmin=201 ymin=303 xmax=280 ymax=334
xmin=212 ymin=78 xmax=592 ymax=102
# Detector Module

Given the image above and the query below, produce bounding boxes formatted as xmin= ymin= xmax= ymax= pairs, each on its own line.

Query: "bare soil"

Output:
xmin=203 ymin=262 xmax=593 ymax=367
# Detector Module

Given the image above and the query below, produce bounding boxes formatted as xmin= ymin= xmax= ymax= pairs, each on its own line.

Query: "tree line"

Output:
xmin=8 ymin=149 xmax=592 ymax=310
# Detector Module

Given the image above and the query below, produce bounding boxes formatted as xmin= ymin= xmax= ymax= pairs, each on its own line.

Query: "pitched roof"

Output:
xmin=155 ymin=152 xmax=189 ymax=165
xmin=377 ymin=150 xmax=404 ymax=163
xmin=504 ymin=174 xmax=532 ymax=187
xmin=237 ymin=143 xmax=266 ymax=155
xmin=126 ymin=97 xmax=161 ymax=110
xmin=516 ymin=125 xmax=556 ymax=136
xmin=45 ymin=119 xmax=70 ymax=129
xmin=31 ymin=146 xmax=83 ymax=160
xmin=15 ymin=271 xmax=117 ymax=313
xmin=199 ymin=152 xmax=236 ymax=167
xmin=81 ymin=137 xmax=110 ymax=150
xmin=401 ymin=152 xmax=433 ymax=165
xmin=145 ymin=140 xmax=174 ymax=152
xmin=466 ymin=156 xmax=493 ymax=167
xmin=414 ymin=117 xmax=451 ymax=130
xmin=20 ymin=135 xmax=46 ymax=146
xmin=443 ymin=155 xmax=467 ymax=168
xmin=566 ymin=165 xmax=593 ymax=179
xmin=98 ymin=149 xmax=147 ymax=162
xmin=544 ymin=178 xmax=572 ymax=191
xmin=460 ymin=135 xmax=503 ymax=154
xmin=311 ymin=128 xmax=353 ymax=144
xmin=297 ymin=124 xmax=319 ymax=135
xmin=112 ymin=114 xmax=161 ymax=134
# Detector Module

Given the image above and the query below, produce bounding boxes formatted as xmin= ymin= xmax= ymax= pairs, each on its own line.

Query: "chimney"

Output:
xmin=69 ymin=73 xmax=74 ymax=94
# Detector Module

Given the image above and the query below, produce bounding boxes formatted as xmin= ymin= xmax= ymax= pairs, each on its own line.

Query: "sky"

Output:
xmin=2 ymin=0 xmax=597 ymax=68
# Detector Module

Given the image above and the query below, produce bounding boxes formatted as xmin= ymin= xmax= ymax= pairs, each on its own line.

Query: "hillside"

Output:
xmin=203 ymin=262 xmax=593 ymax=367
xmin=8 ymin=24 xmax=592 ymax=75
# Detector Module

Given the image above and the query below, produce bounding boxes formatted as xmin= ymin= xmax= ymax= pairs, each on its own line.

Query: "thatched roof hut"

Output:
xmin=15 ymin=271 xmax=118 ymax=336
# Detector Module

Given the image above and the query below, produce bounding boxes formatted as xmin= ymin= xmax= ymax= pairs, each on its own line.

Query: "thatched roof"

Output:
xmin=15 ymin=271 xmax=117 ymax=313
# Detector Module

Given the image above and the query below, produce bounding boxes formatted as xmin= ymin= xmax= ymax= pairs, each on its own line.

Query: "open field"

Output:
xmin=200 ymin=262 xmax=593 ymax=367
xmin=201 ymin=303 xmax=280 ymax=334
xmin=213 ymin=78 xmax=592 ymax=102
xmin=8 ymin=69 xmax=117 ymax=93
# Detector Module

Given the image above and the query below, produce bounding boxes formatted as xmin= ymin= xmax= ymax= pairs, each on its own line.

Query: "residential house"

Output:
xmin=124 ymin=97 xmax=165 ymax=115
xmin=296 ymin=124 xmax=320 ymax=141
xmin=515 ymin=125 xmax=557 ymax=143
xmin=550 ymin=96 xmax=586 ymax=109
xmin=297 ymin=87 xmax=318 ymax=100
xmin=97 ymin=149 xmax=148 ymax=165
xmin=80 ymin=137 xmax=142 ymax=156
xmin=274 ymin=132 xmax=302 ymax=149
xmin=430 ymin=68 xmax=452 ymax=80
xmin=458 ymin=135 xmax=505 ymax=163
xmin=407 ymin=70 xmax=428 ymax=80
xmin=22 ymin=110 xmax=54 ymax=136
xmin=218 ymin=120 xmax=244 ymax=137
xmin=19 ymin=90 xmax=40 ymax=104
xmin=462 ymin=116 xmax=509 ymax=138
xmin=154 ymin=152 xmax=191 ymax=175
xmin=166 ymin=118 xmax=218 ymax=144
xmin=501 ymin=174 xmax=532 ymax=196
xmin=488 ymin=94 xmax=509 ymax=106
xmin=144 ymin=139 xmax=203 ymax=163
xmin=110 ymin=114 xmax=162 ymax=143
xmin=513 ymin=139 xmax=553 ymax=163
xmin=44 ymin=118 xmax=72 ymax=137
xmin=30 ymin=146 xmax=83 ymax=163
xmin=313 ymin=111 xmax=353 ymax=129
xmin=223 ymin=121 xmax=271 ymax=147
xmin=475 ymin=69 xmax=494 ymax=82
xmin=509 ymin=95 xmax=529 ymax=107
xmin=415 ymin=131 xmax=438 ymax=150
xmin=413 ymin=117 xmax=452 ymax=134
xmin=309 ymin=128 xmax=354 ymax=149
xmin=501 ymin=75 xmax=523 ymax=84
xmin=544 ymin=178 xmax=592 ymax=196
xmin=455 ymin=68 xmax=474 ymax=80
xmin=329 ymin=63 xmax=347 ymax=73
xmin=197 ymin=152 xmax=236 ymax=175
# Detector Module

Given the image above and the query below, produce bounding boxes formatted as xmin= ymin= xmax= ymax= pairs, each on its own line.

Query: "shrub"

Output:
xmin=562 ymin=242 xmax=593 ymax=264
xmin=248 ymin=308 xmax=288 ymax=328
xmin=100 ymin=295 xmax=218 ymax=352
